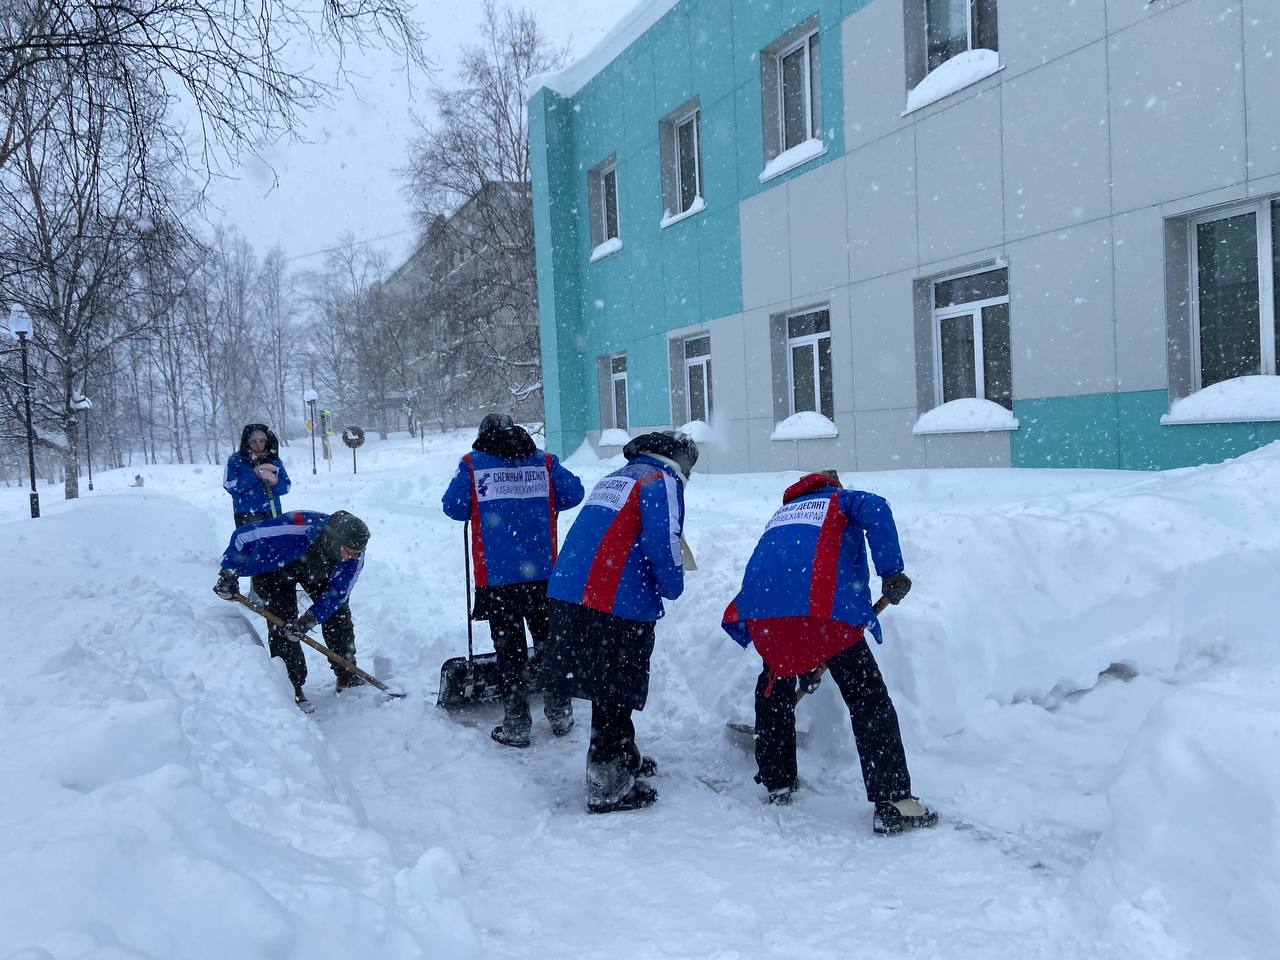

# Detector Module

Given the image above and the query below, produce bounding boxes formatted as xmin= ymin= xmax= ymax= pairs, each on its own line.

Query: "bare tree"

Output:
xmin=402 ymin=1 xmax=565 ymax=424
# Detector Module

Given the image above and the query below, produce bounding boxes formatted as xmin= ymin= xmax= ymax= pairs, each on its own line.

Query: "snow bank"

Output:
xmin=770 ymin=411 xmax=838 ymax=440
xmin=0 ymin=497 xmax=474 ymax=959
xmin=1160 ymin=374 xmax=1280 ymax=424
xmin=904 ymin=48 xmax=1002 ymax=114
xmin=913 ymin=397 xmax=1018 ymax=434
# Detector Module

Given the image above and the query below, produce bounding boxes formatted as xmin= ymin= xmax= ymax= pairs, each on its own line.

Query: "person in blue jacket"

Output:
xmin=543 ymin=430 xmax=698 ymax=814
xmin=213 ymin=510 xmax=370 ymax=709
xmin=442 ymin=413 xmax=585 ymax=746
xmin=224 ymin=423 xmax=290 ymax=527
xmin=721 ymin=469 xmax=935 ymax=835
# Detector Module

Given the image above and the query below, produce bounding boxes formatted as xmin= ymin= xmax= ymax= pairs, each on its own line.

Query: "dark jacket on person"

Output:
xmin=224 ymin=423 xmax=290 ymax=525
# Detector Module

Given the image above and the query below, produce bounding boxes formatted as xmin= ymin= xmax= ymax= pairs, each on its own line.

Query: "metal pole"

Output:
xmin=308 ymin=399 xmax=317 ymax=475
xmin=84 ymin=405 xmax=94 ymax=491
xmin=18 ymin=333 xmax=39 ymax=518
xmin=352 ymin=447 xmax=357 ymax=474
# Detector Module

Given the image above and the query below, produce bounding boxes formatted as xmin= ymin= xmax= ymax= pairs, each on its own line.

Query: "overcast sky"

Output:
xmin=196 ymin=0 xmax=628 ymax=269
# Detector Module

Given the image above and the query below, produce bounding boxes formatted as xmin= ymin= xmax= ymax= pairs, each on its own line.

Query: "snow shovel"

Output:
xmin=436 ymin=521 xmax=505 ymax=708
xmin=234 ymin=594 xmax=406 ymax=698
xmin=727 ymin=594 xmax=891 ymax=738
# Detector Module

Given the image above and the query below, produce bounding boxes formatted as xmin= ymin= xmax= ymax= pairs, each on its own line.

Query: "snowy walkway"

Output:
xmin=2 ymin=432 xmax=1277 ymax=959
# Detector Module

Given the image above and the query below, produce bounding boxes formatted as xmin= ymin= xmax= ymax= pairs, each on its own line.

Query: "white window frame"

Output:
xmin=673 ymin=107 xmax=701 ymax=214
xmin=1188 ymin=200 xmax=1278 ymax=390
xmin=600 ymin=160 xmax=620 ymax=242
xmin=683 ymin=336 xmax=712 ymax=422
xmin=930 ymin=266 xmax=1010 ymax=407
xmin=610 ymin=354 xmax=629 ymax=429
xmin=785 ymin=310 xmax=831 ymax=417
xmin=777 ymin=30 xmax=819 ymax=155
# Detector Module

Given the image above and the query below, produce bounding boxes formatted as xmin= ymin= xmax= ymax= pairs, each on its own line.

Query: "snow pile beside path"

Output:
xmin=0 ymin=496 xmax=475 ymax=960
xmin=1078 ymin=678 xmax=1280 ymax=958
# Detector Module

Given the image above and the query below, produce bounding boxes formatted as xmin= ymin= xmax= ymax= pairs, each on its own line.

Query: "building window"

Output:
xmin=588 ymin=156 xmax=621 ymax=258
xmin=930 ymin=267 xmax=1011 ymax=410
xmin=610 ymin=355 xmax=629 ymax=430
xmin=905 ymin=0 xmax=998 ymax=92
xmin=684 ymin=336 xmax=713 ymax=422
xmin=660 ymin=101 xmax=702 ymax=224
xmin=786 ymin=309 xmax=833 ymax=419
xmin=1190 ymin=200 xmax=1279 ymax=388
xmin=761 ymin=18 xmax=822 ymax=167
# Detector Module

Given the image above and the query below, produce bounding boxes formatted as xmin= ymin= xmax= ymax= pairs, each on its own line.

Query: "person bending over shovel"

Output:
xmin=720 ymin=470 xmax=936 ymax=836
xmin=542 ymin=431 xmax=698 ymax=814
xmin=442 ymin=414 xmax=585 ymax=746
xmin=213 ymin=510 xmax=371 ymax=710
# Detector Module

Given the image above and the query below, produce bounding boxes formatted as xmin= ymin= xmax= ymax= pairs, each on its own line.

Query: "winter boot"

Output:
xmin=627 ymin=752 xmax=658 ymax=777
xmin=491 ymin=725 xmax=531 ymax=748
xmin=493 ymin=695 xmax=532 ymax=747
xmin=873 ymin=796 xmax=938 ymax=835
xmin=294 ymin=686 xmax=314 ymax=715
xmin=544 ymin=693 xmax=574 ymax=737
xmin=766 ymin=785 xmax=796 ymax=806
xmin=335 ymin=675 xmax=365 ymax=693
xmin=585 ymin=759 xmax=658 ymax=813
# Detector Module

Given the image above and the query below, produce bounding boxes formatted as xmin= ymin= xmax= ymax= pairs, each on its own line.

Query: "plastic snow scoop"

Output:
xmin=234 ymin=594 xmax=406 ymax=698
xmin=726 ymin=594 xmax=891 ymax=738
xmin=436 ymin=521 xmax=545 ymax=708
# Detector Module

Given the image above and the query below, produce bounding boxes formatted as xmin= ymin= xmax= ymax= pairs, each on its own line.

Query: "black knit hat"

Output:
xmin=321 ymin=511 xmax=370 ymax=559
xmin=623 ymin=430 xmax=699 ymax=479
xmin=473 ymin=413 xmax=535 ymax=460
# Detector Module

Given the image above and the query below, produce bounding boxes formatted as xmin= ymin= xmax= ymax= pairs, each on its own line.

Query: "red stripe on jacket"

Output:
xmin=808 ymin=495 xmax=847 ymax=618
xmin=545 ymin=452 xmax=558 ymax=564
xmin=464 ymin=455 xmax=489 ymax=587
xmin=581 ymin=472 xmax=661 ymax=612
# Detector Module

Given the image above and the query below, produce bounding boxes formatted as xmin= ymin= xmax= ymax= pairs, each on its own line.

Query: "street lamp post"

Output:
xmin=8 ymin=306 xmax=40 ymax=519
xmin=73 ymin=393 xmax=94 ymax=491
xmin=303 ymin=388 xmax=318 ymax=475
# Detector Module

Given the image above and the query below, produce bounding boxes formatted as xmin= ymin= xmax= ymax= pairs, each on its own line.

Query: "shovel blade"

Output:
xmin=436 ymin=653 xmax=503 ymax=708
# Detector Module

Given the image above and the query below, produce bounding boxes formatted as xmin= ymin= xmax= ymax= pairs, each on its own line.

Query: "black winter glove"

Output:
xmin=797 ymin=667 xmax=826 ymax=696
xmin=213 ymin=570 xmax=240 ymax=600
xmin=282 ymin=611 xmax=317 ymax=643
xmin=882 ymin=572 xmax=912 ymax=605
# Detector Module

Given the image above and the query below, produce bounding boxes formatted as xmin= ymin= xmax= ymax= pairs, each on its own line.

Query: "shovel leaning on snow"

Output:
xmin=727 ymin=594 xmax=891 ymax=739
xmin=234 ymin=595 xmax=406 ymax=699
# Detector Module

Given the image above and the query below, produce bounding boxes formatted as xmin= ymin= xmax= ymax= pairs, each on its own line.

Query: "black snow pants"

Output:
xmin=255 ymin=556 xmax=359 ymax=693
xmin=754 ymin=639 xmax=911 ymax=802
xmin=474 ymin=580 xmax=570 ymax=731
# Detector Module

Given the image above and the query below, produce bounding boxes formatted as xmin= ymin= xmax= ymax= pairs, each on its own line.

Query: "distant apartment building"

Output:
xmin=385 ymin=181 xmax=543 ymax=430
xmin=529 ymin=0 xmax=1280 ymax=472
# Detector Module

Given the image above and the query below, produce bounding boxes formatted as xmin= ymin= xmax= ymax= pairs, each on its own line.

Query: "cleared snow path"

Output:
xmin=3 ymin=432 xmax=1278 ymax=959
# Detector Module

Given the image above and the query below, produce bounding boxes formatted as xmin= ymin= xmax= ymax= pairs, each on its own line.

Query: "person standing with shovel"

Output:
xmin=442 ymin=414 xmax=584 ymax=747
xmin=721 ymin=469 xmax=936 ymax=835
xmin=223 ymin=423 xmax=290 ymax=527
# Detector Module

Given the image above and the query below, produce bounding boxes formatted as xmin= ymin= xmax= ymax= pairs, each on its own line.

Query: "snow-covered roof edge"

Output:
xmin=526 ymin=0 xmax=682 ymax=100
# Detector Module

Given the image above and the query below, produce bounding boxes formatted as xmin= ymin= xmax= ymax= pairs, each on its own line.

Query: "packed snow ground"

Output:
xmin=1 ymin=431 xmax=1277 ymax=959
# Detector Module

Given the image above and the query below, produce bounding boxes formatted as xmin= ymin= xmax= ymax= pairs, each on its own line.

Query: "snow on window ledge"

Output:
xmin=589 ymin=237 xmax=623 ymax=263
xmin=903 ymin=49 xmax=1003 ymax=116
xmin=1160 ymin=375 xmax=1280 ymax=425
xmin=677 ymin=419 xmax=713 ymax=443
xmin=759 ymin=139 xmax=827 ymax=183
xmin=912 ymin=398 xmax=1018 ymax=435
xmin=597 ymin=427 xmax=631 ymax=446
xmin=660 ymin=196 xmax=705 ymax=229
xmin=771 ymin=411 xmax=839 ymax=441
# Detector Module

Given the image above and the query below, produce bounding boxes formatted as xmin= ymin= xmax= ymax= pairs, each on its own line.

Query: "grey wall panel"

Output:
xmin=846 ymin=130 xmax=918 ymax=282
xmin=1002 ymin=42 xmax=1111 ymax=240
xmin=709 ymin=312 xmax=748 ymax=418
xmin=1244 ymin=0 xmax=1280 ymax=180
xmin=912 ymin=277 xmax=936 ymax=414
xmin=1112 ymin=207 xmax=1170 ymax=393
xmin=1163 ymin=216 xmax=1195 ymax=404
xmin=668 ymin=336 xmax=686 ymax=426
xmin=1106 ymin=0 xmax=1198 ymax=34
xmin=1108 ymin=0 xmax=1246 ymax=213
xmin=849 ymin=270 xmax=919 ymax=411
xmin=999 ymin=0 xmax=1107 ymax=79
xmin=743 ymin=307 xmax=778 ymax=419
xmin=854 ymin=408 xmax=927 ymax=471
xmin=739 ymin=187 xmax=792 ymax=310
xmin=841 ymin=0 xmax=908 ymax=152
xmin=922 ymin=430 xmax=1012 ymax=467
xmin=797 ymin=412 xmax=857 ymax=472
xmin=1008 ymin=221 xmax=1117 ymax=398
xmin=788 ymin=158 xmax=852 ymax=297
xmin=820 ymin=286 xmax=856 ymax=415
xmin=914 ymin=90 xmax=1005 ymax=264
xmin=703 ymin=418 xmax=752 ymax=474
xmin=745 ymin=417 xmax=801 ymax=472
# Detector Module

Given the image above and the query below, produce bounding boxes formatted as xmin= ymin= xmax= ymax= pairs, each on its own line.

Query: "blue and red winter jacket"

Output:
xmin=220 ymin=511 xmax=364 ymax=624
xmin=442 ymin=449 xmax=584 ymax=586
xmin=721 ymin=474 xmax=905 ymax=676
xmin=547 ymin=455 xmax=686 ymax=622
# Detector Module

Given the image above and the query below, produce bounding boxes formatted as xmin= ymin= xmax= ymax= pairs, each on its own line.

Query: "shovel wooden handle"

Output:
xmin=234 ymin=594 xmax=404 ymax=698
